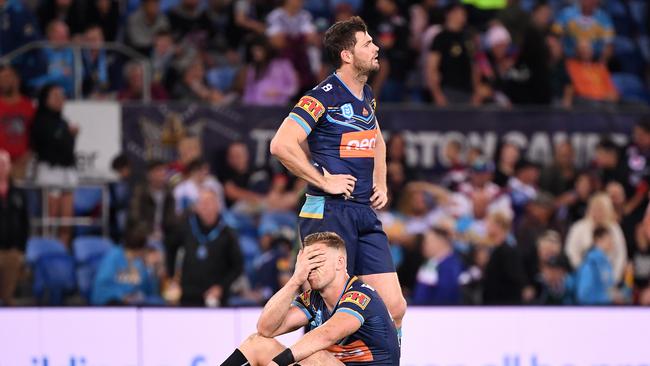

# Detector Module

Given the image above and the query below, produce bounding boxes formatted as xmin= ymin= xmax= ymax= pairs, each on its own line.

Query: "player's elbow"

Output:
xmin=269 ymin=135 xmax=288 ymax=158
xmin=256 ymin=320 xmax=275 ymax=338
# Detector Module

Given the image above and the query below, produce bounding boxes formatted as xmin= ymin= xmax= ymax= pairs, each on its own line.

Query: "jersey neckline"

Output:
xmin=333 ymin=73 xmax=365 ymax=102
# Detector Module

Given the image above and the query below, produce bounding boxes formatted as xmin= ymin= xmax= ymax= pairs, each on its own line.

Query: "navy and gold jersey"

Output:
xmin=292 ymin=276 xmax=400 ymax=365
xmin=288 ymin=74 xmax=378 ymax=204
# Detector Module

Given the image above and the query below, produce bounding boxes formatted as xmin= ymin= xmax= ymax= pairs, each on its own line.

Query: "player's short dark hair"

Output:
xmin=593 ymin=225 xmax=610 ymax=241
xmin=323 ymin=16 xmax=368 ymax=69
xmin=304 ymin=232 xmax=346 ymax=252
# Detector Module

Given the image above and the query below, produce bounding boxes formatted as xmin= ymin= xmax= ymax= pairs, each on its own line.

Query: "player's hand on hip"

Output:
xmin=290 ymin=246 xmax=327 ymax=287
xmin=370 ymin=184 xmax=388 ymax=210
xmin=322 ymin=168 xmax=356 ymax=198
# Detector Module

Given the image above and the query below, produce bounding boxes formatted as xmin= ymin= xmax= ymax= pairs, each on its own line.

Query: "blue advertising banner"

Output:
xmin=122 ymin=104 xmax=645 ymax=172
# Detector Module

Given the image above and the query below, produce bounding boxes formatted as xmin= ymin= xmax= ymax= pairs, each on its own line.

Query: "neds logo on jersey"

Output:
xmin=297 ymin=96 xmax=325 ymax=121
xmin=340 ymin=130 xmax=376 ymax=158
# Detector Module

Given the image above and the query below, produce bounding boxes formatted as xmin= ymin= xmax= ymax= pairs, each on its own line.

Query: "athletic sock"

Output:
xmin=221 ymin=348 xmax=250 ymax=366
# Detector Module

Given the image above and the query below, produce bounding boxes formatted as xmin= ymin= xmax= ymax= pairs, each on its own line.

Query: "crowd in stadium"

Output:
xmin=1 ymin=0 xmax=650 ymax=308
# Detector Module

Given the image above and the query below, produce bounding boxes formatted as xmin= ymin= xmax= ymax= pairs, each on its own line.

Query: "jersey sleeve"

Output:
xmin=292 ymin=289 xmax=314 ymax=321
xmin=335 ymin=287 xmax=374 ymax=326
xmin=288 ymin=90 xmax=328 ymax=135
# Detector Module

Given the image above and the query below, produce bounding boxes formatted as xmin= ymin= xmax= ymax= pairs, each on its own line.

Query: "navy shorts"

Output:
xmin=298 ymin=195 xmax=395 ymax=275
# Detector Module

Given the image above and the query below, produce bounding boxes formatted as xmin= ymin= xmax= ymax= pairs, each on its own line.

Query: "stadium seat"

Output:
xmin=25 ymin=237 xmax=67 ymax=264
xmin=73 ymin=187 xmax=103 ymax=216
xmin=32 ymin=253 xmax=77 ymax=305
xmin=612 ymin=72 xmax=650 ymax=104
xmin=72 ymin=236 xmax=114 ymax=300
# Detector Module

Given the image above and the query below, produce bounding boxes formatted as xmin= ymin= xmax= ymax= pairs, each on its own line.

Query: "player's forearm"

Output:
xmin=290 ymin=323 xmax=342 ymax=361
xmin=270 ymin=139 xmax=326 ymax=189
xmin=257 ymin=280 xmax=302 ymax=337
xmin=373 ymin=134 xmax=387 ymax=189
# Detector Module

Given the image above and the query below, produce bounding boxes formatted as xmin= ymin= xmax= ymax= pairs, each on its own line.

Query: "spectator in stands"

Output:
xmin=373 ymin=0 xmax=411 ymax=102
xmin=126 ymin=0 xmax=171 ymax=54
xmin=36 ymin=0 xmax=84 ymax=37
xmin=266 ymin=0 xmax=318 ymax=92
xmin=409 ymin=0 xmax=444 ymax=51
xmin=174 ymin=158 xmax=225 ymax=215
xmin=176 ymin=189 xmax=243 ymax=307
xmin=426 ymin=3 xmax=478 ymax=106
xmin=118 ymin=61 xmax=169 ymax=101
xmin=593 ymin=138 xmax=628 ymax=189
xmin=30 ymin=20 xmax=75 ymax=97
xmin=632 ymin=215 xmax=650 ymax=301
xmin=565 ymin=193 xmax=627 ymax=283
xmin=127 ymin=160 xmax=176 ymax=263
xmin=564 ymin=171 xmax=594 ymax=225
xmin=0 ymin=65 xmax=34 ymax=179
xmin=108 ymin=154 xmax=133 ymax=244
xmin=0 ymin=150 xmax=29 ymax=306
xmin=493 ymin=140 xmax=520 ymax=187
xmin=237 ymin=37 xmax=299 ymax=106
xmin=220 ymin=141 xmax=263 ymax=208
xmin=81 ymin=25 xmax=119 ymax=98
xmin=172 ymin=59 xmax=225 ymax=104
xmin=552 ymin=0 xmax=614 ymax=63
xmin=150 ymin=30 xmax=176 ymax=87
xmin=575 ymin=226 xmax=624 ymax=305
xmin=622 ymin=118 xmax=650 ymax=234
xmin=412 ymin=227 xmax=463 ymax=305
xmin=232 ymin=0 xmax=270 ymax=45
xmin=540 ymin=140 xmax=576 ymax=197
xmin=508 ymin=159 xmax=541 ymax=218
xmin=536 ymin=254 xmax=574 ymax=305
xmin=167 ymin=0 xmax=212 ymax=46
xmin=91 ymin=223 xmax=164 ymax=305
xmin=482 ymin=211 xmax=527 ymax=305
xmin=167 ymin=134 xmax=201 ymax=186
xmin=546 ymin=33 xmax=571 ymax=106
xmin=30 ymin=84 xmax=78 ymax=245
xmin=475 ymin=24 xmax=518 ymax=108
xmin=563 ymin=39 xmax=618 ymax=107
xmin=0 ymin=0 xmax=41 ymax=56
xmin=87 ymin=0 xmax=119 ymax=42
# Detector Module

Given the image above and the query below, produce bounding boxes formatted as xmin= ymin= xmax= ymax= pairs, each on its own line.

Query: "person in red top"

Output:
xmin=0 ymin=65 xmax=34 ymax=179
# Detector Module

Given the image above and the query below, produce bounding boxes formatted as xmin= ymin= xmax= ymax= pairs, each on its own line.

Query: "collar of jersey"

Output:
xmin=333 ymin=73 xmax=364 ymax=102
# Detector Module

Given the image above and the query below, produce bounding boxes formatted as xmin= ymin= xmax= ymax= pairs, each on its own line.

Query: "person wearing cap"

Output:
xmin=475 ymin=23 xmax=516 ymax=107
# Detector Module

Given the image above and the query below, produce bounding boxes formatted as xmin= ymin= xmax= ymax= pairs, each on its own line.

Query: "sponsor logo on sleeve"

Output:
xmin=340 ymin=291 xmax=371 ymax=310
xmin=297 ymin=96 xmax=325 ymax=121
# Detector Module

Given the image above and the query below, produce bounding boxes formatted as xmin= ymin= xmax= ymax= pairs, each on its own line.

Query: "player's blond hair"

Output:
xmin=303 ymin=232 xmax=346 ymax=252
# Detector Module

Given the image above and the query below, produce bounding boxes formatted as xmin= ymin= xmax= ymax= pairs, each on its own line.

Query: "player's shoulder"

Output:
xmin=338 ymin=277 xmax=377 ymax=309
xmin=304 ymin=74 xmax=339 ymax=99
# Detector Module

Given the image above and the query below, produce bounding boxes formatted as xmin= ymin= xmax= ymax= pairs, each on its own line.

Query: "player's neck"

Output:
xmin=335 ymin=69 xmax=366 ymax=99
xmin=321 ymin=273 xmax=351 ymax=312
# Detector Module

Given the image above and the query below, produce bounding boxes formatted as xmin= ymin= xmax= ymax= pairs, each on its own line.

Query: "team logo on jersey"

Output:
xmin=340 ymin=291 xmax=371 ymax=310
xmin=341 ymin=103 xmax=354 ymax=119
xmin=362 ymin=107 xmax=369 ymax=116
xmin=340 ymin=130 xmax=377 ymax=158
xmin=296 ymin=96 xmax=325 ymax=121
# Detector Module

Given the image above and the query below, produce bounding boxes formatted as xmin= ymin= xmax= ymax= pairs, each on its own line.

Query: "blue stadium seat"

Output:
xmin=629 ymin=0 xmax=647 ymax=29
xmin=73 ymin=187 xmax=103 ymax=216
xmin=72 ymin=236 xmax=114 ymax=300
xmin=32 ymin=253 xmax=77 ymax=305
xmin=612 ymin=72 xmax=650 ymax=103
xmin=25 ymin=237 xmax=67 ymax=264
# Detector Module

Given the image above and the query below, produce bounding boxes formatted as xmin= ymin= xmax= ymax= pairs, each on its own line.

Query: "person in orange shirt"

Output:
xmin=563 ymin=38 xmax=618 ymax=107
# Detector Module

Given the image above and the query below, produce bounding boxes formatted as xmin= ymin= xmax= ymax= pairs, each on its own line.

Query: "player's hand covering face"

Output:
xmin=291 ymin=245 xmax=327 ymax=287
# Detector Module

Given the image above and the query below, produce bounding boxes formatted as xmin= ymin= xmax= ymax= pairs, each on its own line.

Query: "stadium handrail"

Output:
xmin=0 ymin=41 xmax=152 ymax=102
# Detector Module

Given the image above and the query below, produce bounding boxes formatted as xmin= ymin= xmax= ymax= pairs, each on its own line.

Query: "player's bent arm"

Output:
xmin=373 ymin=121 xmax=387 ymax=189
xmin=257 ymin=280 xmax=305 ymax=338
xmin=269 ymin=118 xmax=326 ymax=189
xmin=289 ymin=312 xmax=362 ymax=362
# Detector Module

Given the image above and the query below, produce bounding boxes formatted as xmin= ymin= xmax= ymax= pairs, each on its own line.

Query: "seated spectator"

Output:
xmin=167 ymin=0 xmax=212 ymax=46
xmin=425 ymin=3 xmax=477 ymax=106
xmin=564 ymin=39 xmax=618 ymax=106
xmin=540 ymin=140 xmax=576 ymax=196
xmin=237 ymin=37 xmax=299 ymax=106
xmin=172 ymin=59 xmax=225 ymax=104
xmin=564 ymin=171 xmax=596 ymax=225
xmin=151 ymin=30 xmax=176 ymax=87
xmin=0 ymin=0 xmax=41 ymax=56
xmin=575 ymin=226 xmax=624 ymax=305
xmin=205 ymin=49 xmax=241 ymax=96
xmin=29 ymin=20 xmax=75 ymax=97
xmin=508 ymin=159 xmax=541 ymax=218
xmin=108 ymin=154 xmax=134 ymax=244
xmin=0 ymin=65 xmax=34 ymax=180
xmin=91 ymin=223 xmax=164 ymax=305
xmin=565 ymin=193 xmax=627 ymax=283
xmin=174 ymin=189 xmax=243 ymax=307
xmin=118 ymin=61 xmax=169 ymax=101
xmin=219 ymin=141 xmax=264 ymax=209
xmin=493 ymin=140 xmax=520 ymax=187
xmin=167 ymin=134 xmax=201 ymax=186
xmin=87 ymin=0 xmax=120 ymax=42
xmin=266 ymin=0 xmax=318 ymax=91
xmin=173 ymin=158 xmax=225 ymax=214
xmin=482 ymin=211 xmax=527 ymax=305
xmin=81 ymin=25 xmax=120 ymax=98
xmin=127 ymin=160 xmax=176 ymax=264
xmin=30 ymin=84 xmax=78 ymax=245
xmin=475 ymin=24 xmax=518 ymax=108
xmin=412 ymin=227 xmax=463 ymax=305
xmin=0 ymin=150 xmax=28 ymax=306
xmin=593 ymin=138 xmax=628 ymax=188
xmin=126 ymin=0 xmax=171 ymax=54
xmin=552 ymin=0 xmax=614 ymax=63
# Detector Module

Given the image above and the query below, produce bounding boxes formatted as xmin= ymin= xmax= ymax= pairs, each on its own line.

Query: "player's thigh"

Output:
xmin=239 ymin=333 xmax=286 ymax=366
xmin=298 ymin=350 xmax=345 ymax=366
xmin=358 ymin=272 xmax=406 ymax=320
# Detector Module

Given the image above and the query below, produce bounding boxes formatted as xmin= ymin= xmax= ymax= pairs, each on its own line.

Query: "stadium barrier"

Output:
xmin=2 ymin=307 xmax=648 ymax=366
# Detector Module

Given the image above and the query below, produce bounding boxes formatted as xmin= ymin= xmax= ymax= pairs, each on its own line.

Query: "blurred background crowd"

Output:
xmin=1 ymin=0 xmax=650 ymax=308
